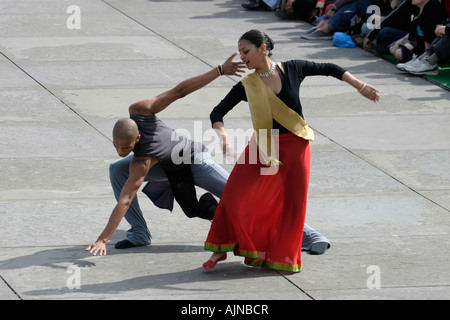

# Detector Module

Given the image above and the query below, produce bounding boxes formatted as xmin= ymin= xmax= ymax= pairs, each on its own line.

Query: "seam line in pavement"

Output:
xmin=100 ymin=0 xmax=214 ymax=68
xmin=1 ymin=275 xmax=22 ymax=300
xmin=0 ymin=51 xmax=111 ymax=142
xmin=312 ymin=126 xmax=450 ymax=214
xmin=100 ymin=0 xmax=239 ymax=84
xmin=277 ymin=272 xmax=315 ymax=300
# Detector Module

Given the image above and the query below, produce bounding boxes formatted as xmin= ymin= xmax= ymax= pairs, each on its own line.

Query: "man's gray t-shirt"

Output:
xmin=131 ymin=114 xmax=205 ymax=170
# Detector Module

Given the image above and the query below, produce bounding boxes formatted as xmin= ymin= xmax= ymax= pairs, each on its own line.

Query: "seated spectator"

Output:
xmin=397 ymin=23 xmax=450 ymax=75
xmin=360 ymin=0 xmax=392 ymax=35
xmin=388 ymin=0 xmax=446 ymax=62
xmin=301 ymin=0 xmax=374 ymax=40
xmin=275 ymin=0 xmax=318 ymax=22
xmin=350 ymin=0 xmax=394 ymax=46
xmin=314 ymin=0 xmax=336 ymax=18
xmin=363 ymin=0 xmax=415 ymax=54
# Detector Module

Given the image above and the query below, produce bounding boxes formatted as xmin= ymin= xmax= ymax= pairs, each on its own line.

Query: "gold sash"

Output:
xmin=241 ymin=71 xmax=314 ymax=166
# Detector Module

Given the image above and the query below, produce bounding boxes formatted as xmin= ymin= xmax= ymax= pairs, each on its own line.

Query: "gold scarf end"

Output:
xmin=265 ymin=158 xmax=283 ymax=167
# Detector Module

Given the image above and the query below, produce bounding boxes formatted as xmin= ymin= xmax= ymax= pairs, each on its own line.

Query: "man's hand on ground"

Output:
xmin=85 ymin=240 xmax=107 ymax=256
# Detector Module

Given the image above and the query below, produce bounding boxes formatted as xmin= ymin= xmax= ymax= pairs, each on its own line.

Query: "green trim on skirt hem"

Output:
xmin=204 ymin=242 xmax=302 ymax=273
xmin=245 ymin=259 xmax=302 ymax=273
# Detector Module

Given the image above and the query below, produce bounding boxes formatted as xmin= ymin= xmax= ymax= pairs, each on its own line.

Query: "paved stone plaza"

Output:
xmin=1 ymin=0 xmax=449 ymax=300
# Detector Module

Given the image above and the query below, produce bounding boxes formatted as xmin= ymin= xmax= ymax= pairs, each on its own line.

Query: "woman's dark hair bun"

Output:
xmin=264 ymin=33 xmax=274 ymax=51
xmin=239 ymin=29 xmax=274 ymax=56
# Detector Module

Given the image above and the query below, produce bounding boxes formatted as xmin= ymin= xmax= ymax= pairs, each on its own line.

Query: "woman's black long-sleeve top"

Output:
xmin=210 ymin=59 xmax=346 ymax=134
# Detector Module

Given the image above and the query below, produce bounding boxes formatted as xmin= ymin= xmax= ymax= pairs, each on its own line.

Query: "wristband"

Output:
xmin=358 ymin=83 xmax=366 ymax=93
xmin=217 ymin=65 xmax=224 ymax=76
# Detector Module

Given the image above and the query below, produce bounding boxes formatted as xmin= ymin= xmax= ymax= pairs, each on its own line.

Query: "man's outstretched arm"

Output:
xmin=129 ymin=52 xmax=246 ymax=116
xmin=85 ymin=157 xmax=157 ymax=256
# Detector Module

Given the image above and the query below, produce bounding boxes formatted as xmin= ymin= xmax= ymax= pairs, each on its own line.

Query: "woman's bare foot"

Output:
xmin=202 ymin=252 xmax=227 ymax=270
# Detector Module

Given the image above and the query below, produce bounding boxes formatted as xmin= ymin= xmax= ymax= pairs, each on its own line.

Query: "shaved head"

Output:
xmin=113 ymin=118 xmax=139 ymax=140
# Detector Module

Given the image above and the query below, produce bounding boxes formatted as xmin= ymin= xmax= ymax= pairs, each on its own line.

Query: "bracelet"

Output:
xmin=217 ymin=64 xmax=224 ymax=76
xmin=358 ymin=82 xmax=366 ymax=93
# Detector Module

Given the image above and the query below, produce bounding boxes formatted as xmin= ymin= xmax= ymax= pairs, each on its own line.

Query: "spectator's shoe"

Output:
xmin=404 ymin=58 xmax=439 ymax=75
xmin=396 ymin=62 xmax=408 ymax=71
xmin=302 ymin=27 xmax=317 ymax=35
xmin=396 ymin=57 xmax=419 ymax=71
xmin=396 ymin=55 xmax=430 ymax=73
xmin=301 ymin=29 xmax=333 ymax=40
xmin=275 ymin=8 xmax=293 ymax=20
xmin=242 ymin=1 xmax=266 ymax=10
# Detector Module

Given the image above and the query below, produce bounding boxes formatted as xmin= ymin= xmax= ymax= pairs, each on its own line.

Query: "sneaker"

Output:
xmin=396 ymin=61 xmax=412 ymax=71
xmin=396 ymin=56 xmax=421 ymax=72
xmin=302 ymin=27 xmax=317 ymax=35
xmin=396 ymin=62 xmax=407 ymax=71
xmin=301 ymin=29 xmax=333 ymax=40
xmin=404 ymin=58 xmax=439 ymax=75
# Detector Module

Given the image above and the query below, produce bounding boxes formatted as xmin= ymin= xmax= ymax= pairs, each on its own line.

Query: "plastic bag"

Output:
xmin=332 ymin=32 xmax=356 ymax=48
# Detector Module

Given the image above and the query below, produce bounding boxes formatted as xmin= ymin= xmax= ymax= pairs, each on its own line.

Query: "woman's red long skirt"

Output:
xmin=204 ymin=133 xmax=311 ymax=272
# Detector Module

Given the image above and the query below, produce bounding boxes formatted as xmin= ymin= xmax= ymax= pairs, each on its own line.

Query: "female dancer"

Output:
xmin=203 ymin=29 xmax=380 ymax=272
